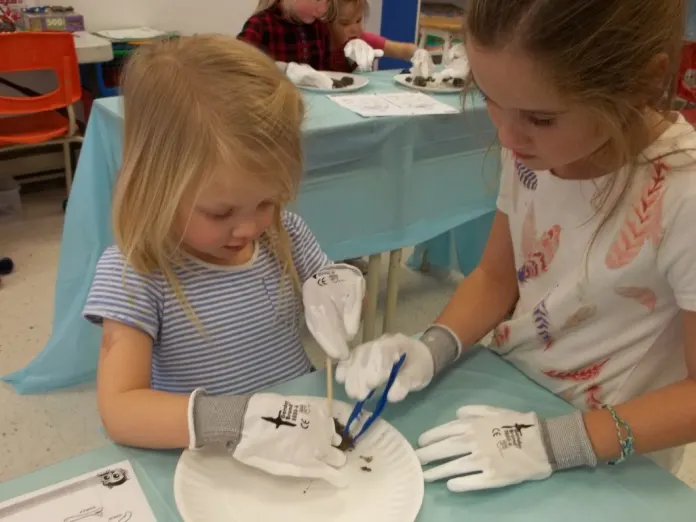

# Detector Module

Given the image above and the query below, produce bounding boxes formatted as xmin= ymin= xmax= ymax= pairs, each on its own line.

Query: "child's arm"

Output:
xmin=361 ymin=31 xmax=418 ymax=63
xmin=434 ymin=209 xmax=519 ymax=348
xmin=383 ymin=40 xmax=418 ymax=62
xmin=96 ymin=319 xmax=192 ymax=448
xmin=583 ymin=341 xmax=696 ymax=462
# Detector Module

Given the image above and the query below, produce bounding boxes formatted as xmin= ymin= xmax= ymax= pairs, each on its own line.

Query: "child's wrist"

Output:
xmin=540 ymin=411 xmax=598 ymax=471
xmin=189 ymin=390 xmax=250 ymax=451
xmin=420 ymin=324 xmax=462 ymax=375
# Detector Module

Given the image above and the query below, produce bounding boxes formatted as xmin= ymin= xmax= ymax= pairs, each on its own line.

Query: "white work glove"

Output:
xmin=336 ymin=333 xmax=435 ymax=402
xmin=344 ymin=39 xmax=384 ymax=72
xmin=440 ymin=43 xmax=469 ymax=79
xmin=232 ymin=394 xmax=348 ymax=487
xmin=303 ymin=263 xmax=365 ymax=361
xmin=416 ymin=406 xmax=553 ymax=492
xmin=285 ymin=62 xmax=334 ymax=89
xmin=410 ymin=48 xmax=436 ymax=78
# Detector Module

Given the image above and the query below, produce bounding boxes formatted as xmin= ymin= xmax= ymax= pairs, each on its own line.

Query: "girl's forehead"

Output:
xmin=338 ymin=1 xmax=362 ymax=18
xmin=467 ymin=41 xmax=566 ymax=113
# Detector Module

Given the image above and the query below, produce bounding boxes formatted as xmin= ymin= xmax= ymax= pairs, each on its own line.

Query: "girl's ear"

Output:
xmin=640 ymin=52 xmax=670 ymax=107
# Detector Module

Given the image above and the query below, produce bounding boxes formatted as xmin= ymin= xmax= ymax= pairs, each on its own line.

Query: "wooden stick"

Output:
xmin=326 ymin=356 xmax=334 ymax=413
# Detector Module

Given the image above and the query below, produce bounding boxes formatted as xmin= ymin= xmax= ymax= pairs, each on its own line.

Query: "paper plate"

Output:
xmin=298 ymin=72 xmax=369 ymax=94
xmin=393 ymin=73 xmax=462 ymax=94
xmin=174 ymin=398 xmax=424 ymax=522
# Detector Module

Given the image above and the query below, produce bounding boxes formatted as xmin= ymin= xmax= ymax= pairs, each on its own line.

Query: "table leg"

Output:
xmin=362 ymin=254 xmax=382 ymax=342
xmin=383 ymin=249 xmax=402 ymax=334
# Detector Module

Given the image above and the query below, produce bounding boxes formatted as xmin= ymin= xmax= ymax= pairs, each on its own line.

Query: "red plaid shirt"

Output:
xmin=238 ymin=3 xmax=332 ymax=71
xmin=329 ymin=47 xmax=357 ymax=73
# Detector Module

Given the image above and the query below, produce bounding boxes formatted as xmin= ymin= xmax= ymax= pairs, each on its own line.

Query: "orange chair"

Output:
xmin=0 ymin=32 xmax=83 ymax=194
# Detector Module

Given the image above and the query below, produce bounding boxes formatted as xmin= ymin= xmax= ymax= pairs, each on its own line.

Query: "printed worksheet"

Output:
xmin=0 ymin=461 xmax=156 ymax=522
xmin=328 ymin=92 xmax=458 ymax=117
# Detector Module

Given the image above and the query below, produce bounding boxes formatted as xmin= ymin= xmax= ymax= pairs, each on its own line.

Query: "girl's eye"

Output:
xmin=205 ymin=208 xmax=235 ymax=220
xmin=258 ymin=200 xmax=274 ymax=211
xmin=527 ymin=116 xmax=555 ymax=127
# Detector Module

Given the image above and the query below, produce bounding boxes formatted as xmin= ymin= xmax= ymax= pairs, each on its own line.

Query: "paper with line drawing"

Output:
xmin=0 ymin=460 xmax=155 ymax=522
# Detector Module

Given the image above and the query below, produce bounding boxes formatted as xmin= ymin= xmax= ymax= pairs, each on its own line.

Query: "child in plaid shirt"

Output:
xmin=239 ymin=0 xmax=334 ymax=71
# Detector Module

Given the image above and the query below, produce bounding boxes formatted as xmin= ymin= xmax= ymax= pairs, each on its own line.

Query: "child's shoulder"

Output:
xmin=96 ymin=245 xmax=162 ymax=286
xmin=281 ymin=210 xmax=311 ymax=234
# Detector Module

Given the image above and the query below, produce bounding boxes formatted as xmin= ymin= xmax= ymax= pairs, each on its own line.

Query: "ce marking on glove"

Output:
xmin=492 ymin=428 xmax=502 ymax=438
xmin=314 ymin=271 xmax=342 ymax=287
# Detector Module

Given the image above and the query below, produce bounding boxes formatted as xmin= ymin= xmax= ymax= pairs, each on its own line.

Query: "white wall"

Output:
xmin=70 ymin=0 xmax=382 ymax=36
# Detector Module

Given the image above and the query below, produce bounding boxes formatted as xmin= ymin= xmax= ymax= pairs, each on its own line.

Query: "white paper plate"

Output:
xmin=174 ymin=398 xmax=424 ymax=522
xmin=393 ymin=73 xmax=462 ymax=94
xmin=299 ymin=72 xmax=369 ymax=93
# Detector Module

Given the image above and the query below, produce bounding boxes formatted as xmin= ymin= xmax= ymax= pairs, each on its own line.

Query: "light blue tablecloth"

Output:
xmin=3 ymin=70 xmax=498 ymax=394
xmin=2 ymin=349 xmax=695 ymax=521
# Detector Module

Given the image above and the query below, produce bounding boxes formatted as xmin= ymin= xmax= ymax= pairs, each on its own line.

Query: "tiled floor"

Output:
xmin=1 ymin=188 xmax=696 ymax=488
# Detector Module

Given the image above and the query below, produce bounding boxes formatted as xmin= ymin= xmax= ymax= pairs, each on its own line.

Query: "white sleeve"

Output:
xmin=496 ymin=149 xmax=516 ymax=216
xmin=658 ymin=186 xmax=696 ymax=311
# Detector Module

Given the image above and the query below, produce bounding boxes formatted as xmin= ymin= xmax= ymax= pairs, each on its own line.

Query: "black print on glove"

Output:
xmin=313 ymin=269 xmax=343 ymax=287
xmin=492 ymin=423 xmax=535 ymax=454
xmin=262 ymin=401 xmax=311 ymax=429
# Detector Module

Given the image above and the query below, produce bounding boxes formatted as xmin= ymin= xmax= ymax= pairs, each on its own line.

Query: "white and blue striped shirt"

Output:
xmin=83 ymin=212 xmax=329 ymax=396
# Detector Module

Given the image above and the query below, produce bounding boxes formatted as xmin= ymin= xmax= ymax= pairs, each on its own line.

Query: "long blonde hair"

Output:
xmin=255 ymin=0 xmax=337 ymax=22
xmin=114 ymin=35 xmax=305 ymax=318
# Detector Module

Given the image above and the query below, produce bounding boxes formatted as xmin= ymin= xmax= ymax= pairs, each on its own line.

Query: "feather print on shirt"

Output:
xmin=561 ymin=305 xmax=597 ymax=331
xmin=605 ymin=161 xmax=668 ymax=269
xmin=491 ymin=323 xmax=511 ymax=348
xmin=518 ymin=203 xmax=562 ymax=283
xmin=615 ymin=286 xmax=657 ymax=311
xmin=543 ymin=358 xmax=610 ymax=382
xmin=533 ymin=299 xmax=553 ymax=349
xmin=515 ymin=159 xmax=538 ymax=190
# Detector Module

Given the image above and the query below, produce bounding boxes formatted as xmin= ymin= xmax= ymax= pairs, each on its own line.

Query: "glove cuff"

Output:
xmin=540 ymin=411 xmax=598 ymax=471
xmin=420 ymin=324 xmax=462 ymax=375
xmin=190 ymin=390 xmax=251 ymax=451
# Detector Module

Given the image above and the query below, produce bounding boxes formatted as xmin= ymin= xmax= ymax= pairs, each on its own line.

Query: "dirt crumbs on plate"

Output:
xmin=359 ymin=456 xmax=373 ymax=463
xmin=333 ymin=418 xmax=355 ymax=452
xmin=405 ymin=75 xmax=464 ymax=88
xmin=360 ymin=466 xmax=372 ymax=472
xmin=332 ymin=76 xmax=355 ymax=89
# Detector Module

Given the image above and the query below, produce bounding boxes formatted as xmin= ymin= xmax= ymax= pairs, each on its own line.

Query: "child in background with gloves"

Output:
xmin=337 ymin=0 xmax=696 ymax=493
xmin=330 ymin=0 xmax=422 ymax=72
xmin=239 ymin=0 xmax=337 ymax=90
xmin=83 ymin=36 xmax=365 ymax=486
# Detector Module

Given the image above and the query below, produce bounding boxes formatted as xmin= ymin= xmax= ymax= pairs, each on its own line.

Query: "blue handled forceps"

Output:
xmin=343 ymin=354 xmax=407 ymax=442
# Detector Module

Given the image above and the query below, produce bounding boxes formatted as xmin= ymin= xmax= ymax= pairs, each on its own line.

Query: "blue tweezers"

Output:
xmin=343 ymin=354 xmax=407 ymax=442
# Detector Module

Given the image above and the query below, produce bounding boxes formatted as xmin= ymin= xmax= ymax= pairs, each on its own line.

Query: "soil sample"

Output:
xmin=332 ymin=76 xmax=356 ymax=89
xmin=333 ymin=418 xmax=355 ymax=451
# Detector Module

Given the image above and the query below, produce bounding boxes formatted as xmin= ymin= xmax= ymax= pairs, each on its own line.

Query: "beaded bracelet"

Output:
xmin=602 ymin=404 xmax=635 ymax=465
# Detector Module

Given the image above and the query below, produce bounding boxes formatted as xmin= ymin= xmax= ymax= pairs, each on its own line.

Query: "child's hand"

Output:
xmin=344 ymin=39 xmax=384 ymax=72
xmin=336 ymin=333 xmax=435 ymax=402
xmin=233 ymin=394 xmax=348 ymax=487
xmin=410 ymin=49 xmax=436 ymax=78
xmin=191 ymin=392 xmax=348 ymax=487
xmin=286 ymin=62 xmax=334 ymax=89
xmin=303 ymin=264 xmax=365 ymax=360
xmin=440 ymin=44 xmax=469 ymax=80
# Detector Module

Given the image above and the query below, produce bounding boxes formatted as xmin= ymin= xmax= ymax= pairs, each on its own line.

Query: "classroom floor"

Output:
xmin=2 ymin=189 xmax=696 ymax=489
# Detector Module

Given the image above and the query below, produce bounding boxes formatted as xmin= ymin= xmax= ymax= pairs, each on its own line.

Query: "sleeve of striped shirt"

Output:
xmin=83 ymin=246 xmax=162 ymax=341
xmin=283 ymin=211 xmax=330 ymax=284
